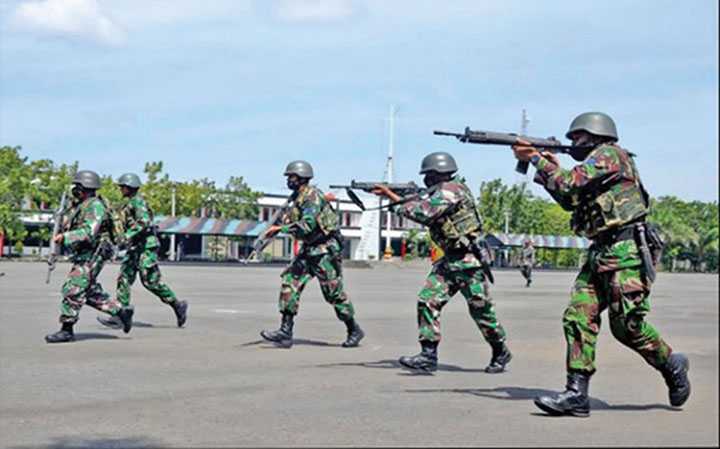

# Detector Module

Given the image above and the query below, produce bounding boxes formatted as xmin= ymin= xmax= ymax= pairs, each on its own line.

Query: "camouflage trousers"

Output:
xmin=564 ymin=239 xmax=672 ymax=374
xmin=520 ymin=265 xmax=532 ymax=281
xmin=117 ymin=247 xmax=177 ymax=307
xmin=278 ymin=251 xmax=355 ymax=321
xmin=60 ymin=257 xmax=121 ymax=324
xmin=417 ymin=266 xmax=507 ymax=344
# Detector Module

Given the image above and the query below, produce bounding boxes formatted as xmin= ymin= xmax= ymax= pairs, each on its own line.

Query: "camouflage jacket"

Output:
xmin=531 ymin=143 xmax=648 ymax=239
xmin=521 ymin=246 xmax=535 ymax=266
xmin=119 ymin=194 xmax=159 ymax=251
xmin=280 ymin=185 xmax=341 ymax=257
xmin=396 ymin=176 xmax=483 ymax=271
xmin=62 ymin=195 xmax=112 ymax=262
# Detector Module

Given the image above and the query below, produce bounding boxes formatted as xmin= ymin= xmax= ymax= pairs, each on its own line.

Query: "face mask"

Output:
xmin=423 ymin=174 xmax=436 ymax=188
xmin=71 ymin=184 xmax=83 ymax=199
xmin=569 ymin=133 xmax=595 ymax=161
xmin=570 ymin=147 xmax=591 ymax=161
xmin=423 ymin=172 xmax=447 ymax=188
xmin=286 ymin=176 xmax=301 ymax=191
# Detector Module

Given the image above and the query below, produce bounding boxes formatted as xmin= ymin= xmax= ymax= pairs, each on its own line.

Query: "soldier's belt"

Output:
xmin=593 ymin=222 xmax=638 ymax=245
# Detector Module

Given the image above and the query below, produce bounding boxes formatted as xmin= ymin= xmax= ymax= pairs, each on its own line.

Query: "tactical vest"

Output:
xmin=67 ymin=196 xmax=113 ymax=250
xmin=97 ymin=195 xmax=123 ymax=245
xmin=122 ymin=195 xmax=157 ymax=242
xmin=570 ymin=145 xmax=649 ymax=238
xmin=429 ymin=181 xmax=483 ymax=251
xmin=290 ymin=185 xmax=339 ymax=241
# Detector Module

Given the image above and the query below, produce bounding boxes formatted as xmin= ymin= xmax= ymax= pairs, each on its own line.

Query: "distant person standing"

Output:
xmin=520 ymin=239 xmax=535 ymax=287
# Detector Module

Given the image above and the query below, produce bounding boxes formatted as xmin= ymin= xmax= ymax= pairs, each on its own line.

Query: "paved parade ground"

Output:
xmin=0 ymin=261 xmax=717 ymax=448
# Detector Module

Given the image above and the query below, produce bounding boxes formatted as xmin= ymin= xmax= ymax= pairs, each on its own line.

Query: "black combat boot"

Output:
xmin=117 ymin=306 xmax=134 ymax=334
xmin=534 ymin=371 xmax=591 ymax=417
xmin=171 ymin=300 xmax=188 ymax=327
xmin=399 ymin=341 xmax=438 ymax=372
xmin=96 ymin=314 xmax=122 ymax=329
xmin=341 ymin=319 xmax=365 ymax=348
xmin=260 ymin=314 xmax=294 ymax=348
xmin=45 ymin=323 xmax=75 ymax=343
xmin=485 ymin=341 xmax=512 ymax=373
xmin=660 ymin=352 xmax=691 ymax=407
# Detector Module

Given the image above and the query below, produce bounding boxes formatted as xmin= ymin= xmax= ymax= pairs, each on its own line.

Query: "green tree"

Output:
xmin=649 ymin=196 xmax=700 ymax=271
xmin=142 ymin=161 xmax=173 ymax=215
xmin=215 ymin=176 xmax=261 ymax=219
xmin=0 ymin=146 xmax=29 ymax=250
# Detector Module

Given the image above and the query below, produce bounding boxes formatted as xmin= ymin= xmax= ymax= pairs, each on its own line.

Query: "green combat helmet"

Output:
xmin=566 ymin=112 xmax=618 ymax=141
xmin=72 ymin=170 xmax=101 ymax=189
xmin=284 ymin=160 xmax=314 ymax=179
xmin=419 ymin=152 xmax=458 ymax=174
xmin=117 ymin=173 xmax=142 ymax=189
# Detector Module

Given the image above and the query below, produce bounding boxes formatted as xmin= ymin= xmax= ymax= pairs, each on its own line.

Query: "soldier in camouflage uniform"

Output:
xmin=260 ymin=161 xmax=364 ymax=348
xmin=373 ymin=152 xmax=512 ymax=373
xmin=97 ymin=173 xmax=187 ymax=329
xmin=512 ymin=112 xmax=690 ymax=416
xmin=520 ymin=239 xmax=535 ymax=287
xmin=45 ymin=170 xmax=134 ymax=343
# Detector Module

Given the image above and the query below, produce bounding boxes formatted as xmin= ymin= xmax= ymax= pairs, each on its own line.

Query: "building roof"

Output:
xmin=154 ymin=216 xmax=267 ymax=237
xmin=488 ymin=233 xmax=590 ymax=249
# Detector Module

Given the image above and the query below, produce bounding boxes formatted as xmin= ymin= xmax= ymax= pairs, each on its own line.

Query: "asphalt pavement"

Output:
xmin=0 ymin=261 xmax=717 ymax=447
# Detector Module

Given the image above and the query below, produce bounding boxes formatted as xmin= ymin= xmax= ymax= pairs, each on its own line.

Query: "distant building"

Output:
xmin=7 ymin=191 xmax=589 ymax=262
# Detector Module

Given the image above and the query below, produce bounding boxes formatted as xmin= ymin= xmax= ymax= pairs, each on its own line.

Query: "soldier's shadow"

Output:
xmin=314 ymin=359 xmax=486 ymax=376
xmin=404 ymin=386 xmax=678 ymax=412
xmin=73 ymin=333 xmax=121 ymax=341
xmin=238 ymin=338 xmax=343 ymax=348
xmin=94 ymin=319 xmax=175 ymax=330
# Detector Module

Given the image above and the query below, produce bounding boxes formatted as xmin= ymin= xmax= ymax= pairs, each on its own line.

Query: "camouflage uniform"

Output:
xmin=59 ymin=196 xmax=121 ymax=324
xmin=116 ymin=194 xmax=178 ymax=307
xmin=520 ymin=244 xmax=535 ymax=285
xmin=395 ymin=176 xmax=507 ymax=345
xmin=531 ymin=143 xmax=672 ymax=374
xmin=277 ymin=184 xmax=354 ymax=321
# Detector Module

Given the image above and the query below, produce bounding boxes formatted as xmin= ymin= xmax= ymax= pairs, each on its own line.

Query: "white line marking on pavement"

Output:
xmin=212 ymin=309 xmax=254 ymax=314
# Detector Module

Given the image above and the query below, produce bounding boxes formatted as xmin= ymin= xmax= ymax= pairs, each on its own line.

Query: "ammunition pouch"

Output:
xmin=304 ymin=229 xmax=343 ymax=248
xmin=437 ymin=202 xmax=482 ymax=241
xmin=593 ymin=223 xmax=637 ymax=246
xmin=571 ymin=181 xmax=648 ymax=238
xmin=316 ymin=203 xmax=339 ymax=236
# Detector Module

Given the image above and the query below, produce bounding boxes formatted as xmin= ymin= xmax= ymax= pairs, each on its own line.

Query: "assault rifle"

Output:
xmin=433 ymin=127 xmax=592 ymax=174
xmin=46 ymin=191 xmax=68 ymax=283
xmin=239 ymin=194 xmax=296 ymax=264
xmin=328 ymin=181 xmax=424 ymax=211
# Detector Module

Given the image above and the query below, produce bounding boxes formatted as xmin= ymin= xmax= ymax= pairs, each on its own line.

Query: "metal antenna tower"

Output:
xmin=382 ymin=105 xmax=396 ymax=259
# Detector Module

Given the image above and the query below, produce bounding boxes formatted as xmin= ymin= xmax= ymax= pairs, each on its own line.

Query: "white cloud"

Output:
xmin=273 ymin=0 xmax=355 ymax=23
xmin=11 ymin=0 xmax=126 ymax=46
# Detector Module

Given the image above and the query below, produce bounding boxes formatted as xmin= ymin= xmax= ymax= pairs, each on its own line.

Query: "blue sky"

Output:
xmin=1 ymin=0 xmax=718 ymax=201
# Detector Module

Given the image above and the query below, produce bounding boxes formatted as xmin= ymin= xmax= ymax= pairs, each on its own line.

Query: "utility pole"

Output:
xmin=170 ymin=185 xmax=177 ymax=261
xmin=383 ymin=104 xmax=396 ymax=260
xmin=521 ymin=108 xmax=529 ymax=136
